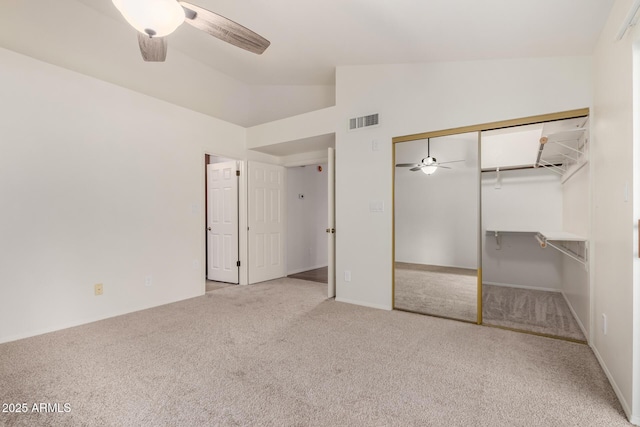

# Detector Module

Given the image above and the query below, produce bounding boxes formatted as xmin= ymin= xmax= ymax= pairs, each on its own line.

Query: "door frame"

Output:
xmin=328 ymin=147 xmax=336 ymax=298
xmin=282 ymin=149 xmax=335 ymax=297
xmin=203 ymin=152 xmax=248 ymax=286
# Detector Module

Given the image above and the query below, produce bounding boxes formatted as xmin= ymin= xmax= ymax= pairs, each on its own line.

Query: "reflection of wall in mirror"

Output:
xmin=395 ymin=135 xmax=478 ymax=269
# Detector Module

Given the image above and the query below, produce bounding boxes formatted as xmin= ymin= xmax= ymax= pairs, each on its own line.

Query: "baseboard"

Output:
xmin=287 ymin=264 xmax=328 ymax=276
xmin=0 ymin=313 xmax=121 ymax=344
xmin=483 ymin=281 xmax=560 ymax=293
xmin=560 ymin=291 xmax=589 ymax=342
xmin=631 ymin=414 xmax=640 ymax=426
xmin=590 ymin=344 xmax=633 ymax=423
xmin=0 ymin=293 xmax=200 ymax=345
xmin=335 ymin=297 xmax=391 ymax=311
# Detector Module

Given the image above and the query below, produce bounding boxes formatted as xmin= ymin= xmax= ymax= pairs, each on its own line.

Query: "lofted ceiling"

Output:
xmin=0 ymin=0 xmax=614 ymax=126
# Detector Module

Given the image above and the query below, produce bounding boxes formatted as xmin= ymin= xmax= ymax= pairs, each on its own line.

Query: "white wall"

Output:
xmin=395 ymin=134 xmax=478 ymax=269
xmin=561 ymin=164 xmax=590 ymax=338
xmin=481 ymin=168 xmax=564 ymax=290
xmin=247 ymin=106 xmax=337 ymax=150
xmin=481 ymin=128 xmax=541 ymax=169
xmin=482 ymin=168 xmax=563 ymax=231
xmin=249 ymin=85 xmax=336 ymax=126
xmin=0 ymin=47 xmax=248 ymax=343
xmin=592 ymin=0 xmax=640 ymax=422
xmin=286 ymin=165 xmax=328 ymax=274
xmin=335 ymin=56 xmax=592 ymax=310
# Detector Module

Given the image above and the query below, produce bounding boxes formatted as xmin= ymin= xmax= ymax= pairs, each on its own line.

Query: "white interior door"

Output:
xmin=327 ymin=147 xmax=336 ymax=298
xmin=207 ymin=162 xmax=239 ymax=283
xmin=248 ymin=161 xmax=286 ymax=284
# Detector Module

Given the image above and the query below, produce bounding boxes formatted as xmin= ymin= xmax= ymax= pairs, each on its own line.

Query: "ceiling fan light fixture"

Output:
xmin=112 ymin=0 xmax=185 ymax=37
xmin=422 ymin=165 xmax=438 ymax=175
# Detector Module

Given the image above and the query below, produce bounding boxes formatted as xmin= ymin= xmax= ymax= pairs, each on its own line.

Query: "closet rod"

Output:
xmin=480 ymin=163 xmax=563 ymax=173
xmin=537 ymin=160 xmax=565 ymax=176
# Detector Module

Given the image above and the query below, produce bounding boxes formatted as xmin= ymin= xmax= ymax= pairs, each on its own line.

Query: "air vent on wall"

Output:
xmin=348 ymin=113 xmax=379 ymax=131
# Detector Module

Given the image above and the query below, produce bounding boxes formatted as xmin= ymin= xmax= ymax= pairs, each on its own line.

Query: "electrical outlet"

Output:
xmin=145 ymin=275 xmax=153 ymax=287
xmin=602 ymin=313 xmax=607 ymax=335
xmin=192 ymin=259 xmax=199 ymax=270
xmin=94 ymin=283 xmax=103 ymax=296
xmin=344 ymin=270 xmax=351 ymax=282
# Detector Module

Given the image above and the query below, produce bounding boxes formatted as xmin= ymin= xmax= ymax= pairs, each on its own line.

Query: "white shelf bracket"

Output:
xmin=535 ymin=233 xmax=588 ymax=268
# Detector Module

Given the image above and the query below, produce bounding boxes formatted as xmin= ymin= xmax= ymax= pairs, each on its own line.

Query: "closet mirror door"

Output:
xmin=394 ymin=132 xmax=479 ymax=322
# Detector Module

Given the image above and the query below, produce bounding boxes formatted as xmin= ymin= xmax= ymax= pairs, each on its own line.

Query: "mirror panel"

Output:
xmin=394 ymin=132 xmax=479 ymax=322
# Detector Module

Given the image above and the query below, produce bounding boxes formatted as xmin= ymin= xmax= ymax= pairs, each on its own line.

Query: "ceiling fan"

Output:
xmin=395 ymin=138 xmax=464 ymax=175
xmin=112 ymin=0 xmax=270 ymax=62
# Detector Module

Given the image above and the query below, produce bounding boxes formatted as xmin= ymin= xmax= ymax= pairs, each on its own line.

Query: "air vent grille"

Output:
xmin=349 ymin=113 xmax=379 ymax=131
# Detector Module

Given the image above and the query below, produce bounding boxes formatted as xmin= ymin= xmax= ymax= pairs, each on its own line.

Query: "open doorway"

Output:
xmin=205 ymin=154 xmax=241 ymax=291
xmin=286 ymin=163 xmax=329 ymax=284
xmin=481 ymin=116 xmax=590 ymax=342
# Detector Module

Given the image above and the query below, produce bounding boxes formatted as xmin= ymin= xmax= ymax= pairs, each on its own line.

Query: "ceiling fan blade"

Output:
xmin=396 ymin=163 xmax=421 ymax=167
xmin=438 ymin=166 xmax=452 ymax=169
xmin=438 ymin=160 xmax=465 ymax=165
xmin=179 ymin=2 xmax=270 ymax=54
xmin=137 ymin=33 xmax=167 ymax=62
xmin=409 ymin=166 xmax=424 ymax=171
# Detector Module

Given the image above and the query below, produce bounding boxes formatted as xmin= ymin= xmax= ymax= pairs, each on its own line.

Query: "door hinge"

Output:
xmin=236 ymin=170 xmax=240 ymax=176
xmin=236 ymin=261 xmax=241 ymax=267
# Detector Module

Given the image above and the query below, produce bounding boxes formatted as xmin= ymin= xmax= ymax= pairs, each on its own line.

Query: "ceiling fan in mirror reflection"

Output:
xmin=395 ymin=138 xmax=465 ymax=175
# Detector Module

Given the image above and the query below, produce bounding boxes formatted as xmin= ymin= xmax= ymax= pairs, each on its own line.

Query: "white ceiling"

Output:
xmin=0 ymin=0 xmax=614 ymax=126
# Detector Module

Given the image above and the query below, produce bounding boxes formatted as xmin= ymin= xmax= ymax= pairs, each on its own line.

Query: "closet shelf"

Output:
xmin=535 ymin=232 xmax=588 ymax=267
xmin=537 ymin=231 xmax=586 ymax=242
xmin=485 ymin=229 xmax=588 ymax=268
xmin=485 ymin=228 xmax=538 ymax=235
xmin=535 ymin=117 xmax=589 ymax=183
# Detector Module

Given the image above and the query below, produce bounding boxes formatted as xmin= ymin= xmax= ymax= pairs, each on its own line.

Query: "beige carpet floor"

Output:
xmin=395 ymin=263 xmax=586 ymax=341
xmin=394 ymin=262 xmax=478 ymax=322
xmin=0 ymin=278 xmax=630 ymax=426
xmin=483 ymin=285 xmax=587 ymax=342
